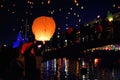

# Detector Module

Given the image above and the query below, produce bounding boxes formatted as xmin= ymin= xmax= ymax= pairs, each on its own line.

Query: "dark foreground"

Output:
xmin=1 ymin=56 xmax=120 ymax=80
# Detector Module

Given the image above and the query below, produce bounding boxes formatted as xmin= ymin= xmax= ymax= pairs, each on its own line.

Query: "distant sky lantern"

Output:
xmin=94 ymin=58 xmax=99 ymax=67
xmin=32 ymin=16 xmax=56 ymax=43
xmin=48 ymin=0 xmax=50 ymax=4
xmin=107 ymin=11 xmax=113 ymax=22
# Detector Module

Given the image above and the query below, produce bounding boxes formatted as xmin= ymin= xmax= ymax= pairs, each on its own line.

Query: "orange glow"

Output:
xmin=94 ymin=58 xmax=99 ymax=67
xmin=94 ymin=58 xmax=99 ymax=63
xmin=32 ymin=16 xmax=56 ymax=42
xmin=48 ymin=0 xmax=50 ymax=4
xmin=74 ymin=0 xmax=77 ymax=3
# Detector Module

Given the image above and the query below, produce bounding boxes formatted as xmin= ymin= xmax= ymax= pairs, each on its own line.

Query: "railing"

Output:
xmin=42 ymin=21 xmax=120 ymax=61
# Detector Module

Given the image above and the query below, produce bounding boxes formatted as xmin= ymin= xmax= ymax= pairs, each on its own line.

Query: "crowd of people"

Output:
xmin=0 ymin=18 xmax=120 ymax=80
xmin=0 ymin=41 xmax=43 ymax=80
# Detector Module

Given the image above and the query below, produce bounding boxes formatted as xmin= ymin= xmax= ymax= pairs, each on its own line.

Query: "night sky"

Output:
xmin=0 ymin=0 xmax=120 ymax=45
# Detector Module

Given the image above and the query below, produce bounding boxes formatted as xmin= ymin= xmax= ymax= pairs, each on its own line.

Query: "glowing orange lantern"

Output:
xmin=32 ymin=16 xmax=56 ymax=42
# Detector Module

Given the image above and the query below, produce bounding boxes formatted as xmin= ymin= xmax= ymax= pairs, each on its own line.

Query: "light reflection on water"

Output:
xmin=38 ymin=57 xmax=120 ymax=80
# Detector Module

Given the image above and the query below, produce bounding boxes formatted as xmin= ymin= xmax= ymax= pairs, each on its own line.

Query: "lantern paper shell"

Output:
xmin=32 ymin=16 xmax=56 ymax=41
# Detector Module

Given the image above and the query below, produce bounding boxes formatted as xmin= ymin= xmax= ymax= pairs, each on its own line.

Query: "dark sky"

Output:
xmin=0 ymin=0 xmax=120 ymax=45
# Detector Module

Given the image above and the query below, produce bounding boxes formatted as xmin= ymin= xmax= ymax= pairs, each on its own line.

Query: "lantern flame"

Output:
xmin=32 ymin=16 xmax=56 ymax=42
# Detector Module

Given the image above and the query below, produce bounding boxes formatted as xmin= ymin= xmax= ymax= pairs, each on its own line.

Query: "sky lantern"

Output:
xmin=94 ymin=58 xmax=99 ymax=67
xmin=107 ymin=11 xmax=113 ymax=22
xmin=32 ymin=16 xmax=56 ymax=43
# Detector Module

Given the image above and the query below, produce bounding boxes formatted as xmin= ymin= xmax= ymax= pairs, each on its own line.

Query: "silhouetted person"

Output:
xmin=3 ymin=48 xmax=24 ymax=80
xmin=24 ymin=43 xmax=37 ymax=80
xmin=7 ymin=58 xmax=24 ymax=80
